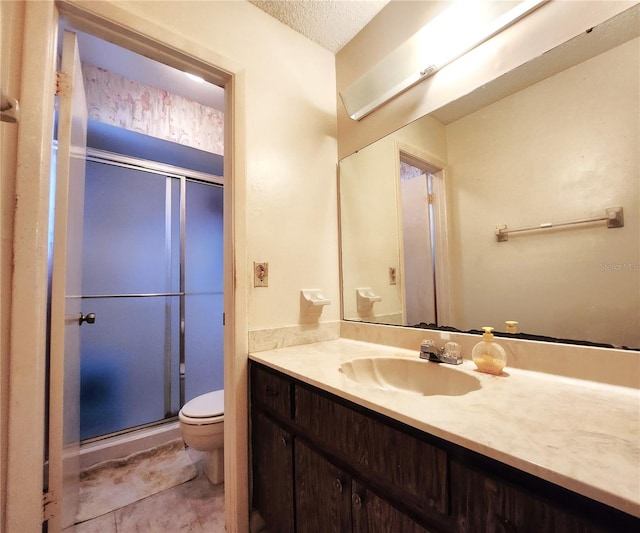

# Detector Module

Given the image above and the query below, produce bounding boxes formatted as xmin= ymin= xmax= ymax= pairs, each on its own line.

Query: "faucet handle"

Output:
xmin=419 ymin=339 xmax=436 ymax=360
xmin=443 ymin=342 xmax=463 ymax=363
xmin=421 ymin=339 xmax=436 ymax=350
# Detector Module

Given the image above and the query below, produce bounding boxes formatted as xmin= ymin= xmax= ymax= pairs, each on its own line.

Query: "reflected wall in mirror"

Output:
xmin=339 ymin=7 xmax=639 ymax=349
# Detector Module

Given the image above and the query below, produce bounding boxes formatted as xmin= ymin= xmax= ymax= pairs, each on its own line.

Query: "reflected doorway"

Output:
xmin=398 ymin=151 xmax=447 ymax=327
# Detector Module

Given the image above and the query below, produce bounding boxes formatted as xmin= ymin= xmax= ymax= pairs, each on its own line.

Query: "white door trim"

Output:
xmin=6 ymin=2 xmax=58 ymax=531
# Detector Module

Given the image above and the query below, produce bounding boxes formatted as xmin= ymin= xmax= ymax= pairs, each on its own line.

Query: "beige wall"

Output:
xmin=446 ymin=38 xmax=639 ymax=347
xmin=117 ymin=1 xmax=340 ymax=332
xmin=1 ymin=0 xmax=25 ymax=527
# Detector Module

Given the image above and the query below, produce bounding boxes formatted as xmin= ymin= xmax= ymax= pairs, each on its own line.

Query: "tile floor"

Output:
xmin=64 ymin=449 xmax=225 ymax=533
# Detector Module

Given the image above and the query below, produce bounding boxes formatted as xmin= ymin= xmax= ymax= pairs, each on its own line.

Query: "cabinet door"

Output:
xmin=450 ymin=461 xmax=607 ymax=533
xmin=295 ymin=386 xmax=448 ymax=516
xmin=252 ymin=411 xmax=295 ymax=533
xmin=352 ymin=481 xmax=434 ymax=533
xmin=295 ymin=440 xmax=351 ymax=533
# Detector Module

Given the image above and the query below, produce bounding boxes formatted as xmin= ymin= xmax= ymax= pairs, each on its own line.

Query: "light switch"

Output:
xmin=389 ymin=267 xmax=397 ymax=285
xmin=254 ymin=262 xmax=268 ymax=287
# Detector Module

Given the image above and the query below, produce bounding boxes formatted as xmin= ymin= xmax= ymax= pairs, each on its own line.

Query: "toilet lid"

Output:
xmin=181 ymin=390 xmax=224 ymax=418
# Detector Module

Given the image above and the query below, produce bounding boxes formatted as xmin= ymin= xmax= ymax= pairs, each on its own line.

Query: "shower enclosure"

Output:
xmin=77 ymin=127 xmax=223 ymax=441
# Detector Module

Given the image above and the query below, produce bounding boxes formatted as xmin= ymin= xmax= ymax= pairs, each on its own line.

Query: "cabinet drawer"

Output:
xmin=251 ymin=364 xmax=293 ymax=419
xmin=450 ymin=461 xmax=608 ymax=533
xmin=295 ymin=385 xmax=448 ymax=516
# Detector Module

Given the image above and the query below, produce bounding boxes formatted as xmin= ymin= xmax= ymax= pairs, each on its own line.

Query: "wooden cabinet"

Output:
xmin=352 ymin=481 xmax=434 ymax=533
xmin=294 ymin=439 xmax=434 ymax=533
xmin=295 ymin=385 xmax=448 ymax=518
xmin=450 ymin=461 xmax=609 ymax=533
xmin=251 ymin=411 xmax=294 ymax=533
xmin=295 ymin=439 xmax=351 ymax=533
xmin=251 ymin=365 xmax=295 ymax=532
xmin=250 ymin=361 xmax=639 ymax=533
xmin=251 ymin=363 xmax=446 ymax=532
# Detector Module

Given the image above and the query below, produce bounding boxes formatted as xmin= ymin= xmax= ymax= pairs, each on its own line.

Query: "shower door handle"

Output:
xmin=79 ymin=312 xmax=96 ymax=326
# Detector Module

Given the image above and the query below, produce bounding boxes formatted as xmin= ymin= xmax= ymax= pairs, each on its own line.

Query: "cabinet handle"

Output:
xmin=352 ymin=493 xmax=362 ymax=509
xmin=334 ymin=478 xmax=343 ymax=494
xmin=280 ymin=436 xmax=288 ymax=448
xmin=496 ymin=513 xmax=517 ymax=533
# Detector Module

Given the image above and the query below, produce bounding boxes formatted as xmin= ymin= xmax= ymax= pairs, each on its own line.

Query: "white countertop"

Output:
xmin=249 ymin=338 xmax=640 ymax=518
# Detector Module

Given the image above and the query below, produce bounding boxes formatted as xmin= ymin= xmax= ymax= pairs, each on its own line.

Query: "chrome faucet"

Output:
xmin=419 ymin=340 xmax=463 ymax=365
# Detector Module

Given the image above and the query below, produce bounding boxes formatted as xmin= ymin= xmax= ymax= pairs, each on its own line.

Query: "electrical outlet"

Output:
xmin=254 ymin=262 xmax=268 ymax=287
xmin=389 ymin=267 xmax=397 ymax=285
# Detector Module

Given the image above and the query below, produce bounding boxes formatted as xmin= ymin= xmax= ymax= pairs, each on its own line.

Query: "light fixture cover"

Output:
xmin=340 ymin=0 xmax=549 ymax=121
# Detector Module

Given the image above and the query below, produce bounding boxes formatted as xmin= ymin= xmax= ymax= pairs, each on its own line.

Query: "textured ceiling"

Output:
xmin=250 ymin=0 xmax=390 ymax=53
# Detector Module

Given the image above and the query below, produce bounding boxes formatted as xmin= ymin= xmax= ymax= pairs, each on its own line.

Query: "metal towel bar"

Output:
xmin=495 ymin=206 xmax=624 ymax=242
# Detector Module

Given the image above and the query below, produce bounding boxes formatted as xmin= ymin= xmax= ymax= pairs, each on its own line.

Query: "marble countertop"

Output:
xmin=249 ymin=338 xmax=640 ymax=518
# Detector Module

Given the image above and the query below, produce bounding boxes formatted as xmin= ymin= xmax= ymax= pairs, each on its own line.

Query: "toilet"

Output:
xmin=178 ymin=390 xmax=224 ymax=484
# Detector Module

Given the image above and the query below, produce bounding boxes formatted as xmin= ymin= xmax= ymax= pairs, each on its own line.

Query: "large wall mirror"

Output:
xmin=339 ymin=5 xmax=639 ymax=350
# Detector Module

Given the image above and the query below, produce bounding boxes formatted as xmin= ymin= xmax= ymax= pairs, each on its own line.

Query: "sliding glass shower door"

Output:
xmin=185 ymin=180 xmax=224 ymax=401
xmin=79 ymin=158 xmax=223 ymax=440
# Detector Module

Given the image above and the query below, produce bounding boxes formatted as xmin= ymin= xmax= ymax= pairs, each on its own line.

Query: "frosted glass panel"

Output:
xmin=82 ymin=161 xmax=180 ymax=295
xmin=79 ymin=296 xmax=180 ymax=440
xmin=185 ymin=181 xmax=224 ymax=293
xmin=185 ymin=294 xmax=224 ymax=401
xmin=185 ymin=181 xmax=224 ymax=401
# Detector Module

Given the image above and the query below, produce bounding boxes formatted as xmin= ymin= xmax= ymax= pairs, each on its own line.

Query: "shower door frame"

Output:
xmin=79 ymin=148 xmax=224 ymax=440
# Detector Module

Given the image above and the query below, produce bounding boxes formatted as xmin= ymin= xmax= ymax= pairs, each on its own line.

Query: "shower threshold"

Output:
xmin=79 ymin=419 xmax=182 ymax=470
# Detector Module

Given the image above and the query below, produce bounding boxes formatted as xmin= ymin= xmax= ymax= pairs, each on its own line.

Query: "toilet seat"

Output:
xmin=179 ymin=390 xmax=224 ymax=425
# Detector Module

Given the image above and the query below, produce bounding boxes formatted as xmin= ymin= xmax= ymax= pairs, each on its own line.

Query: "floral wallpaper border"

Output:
xmin=82 ymin=63 xmax=224 ymax=155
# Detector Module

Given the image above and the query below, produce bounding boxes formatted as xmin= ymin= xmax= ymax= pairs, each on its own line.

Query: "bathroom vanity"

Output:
xmin=249 ymin=339 xmax=639 ymax=533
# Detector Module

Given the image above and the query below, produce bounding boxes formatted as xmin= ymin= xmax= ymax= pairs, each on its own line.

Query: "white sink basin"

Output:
xmin=340 ymin=356 xmax=481 ymax=396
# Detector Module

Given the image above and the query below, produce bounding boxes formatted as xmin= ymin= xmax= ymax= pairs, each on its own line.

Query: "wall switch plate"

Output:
xmin=254 ymin=262 xmax=268 ymax=287
xmin=389 ymin=267 xmax=397 ymax=285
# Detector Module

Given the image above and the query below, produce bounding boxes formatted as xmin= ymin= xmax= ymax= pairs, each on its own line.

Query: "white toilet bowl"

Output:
xmin=179 ymin=390 xmax=224 ymax=484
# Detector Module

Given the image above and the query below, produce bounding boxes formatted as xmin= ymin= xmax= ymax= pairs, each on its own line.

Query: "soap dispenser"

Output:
xmin=505 ymin=320 xmax=519 ymax=334
xmin=471 ymin=327 xmax=507 ymax=375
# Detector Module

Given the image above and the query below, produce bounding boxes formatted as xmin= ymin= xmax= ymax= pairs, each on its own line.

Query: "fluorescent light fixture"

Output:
xmin=185 ymin=72 xmax=205 ymax=83
xmin=340 ymin=0 xmax=549 ymax=121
